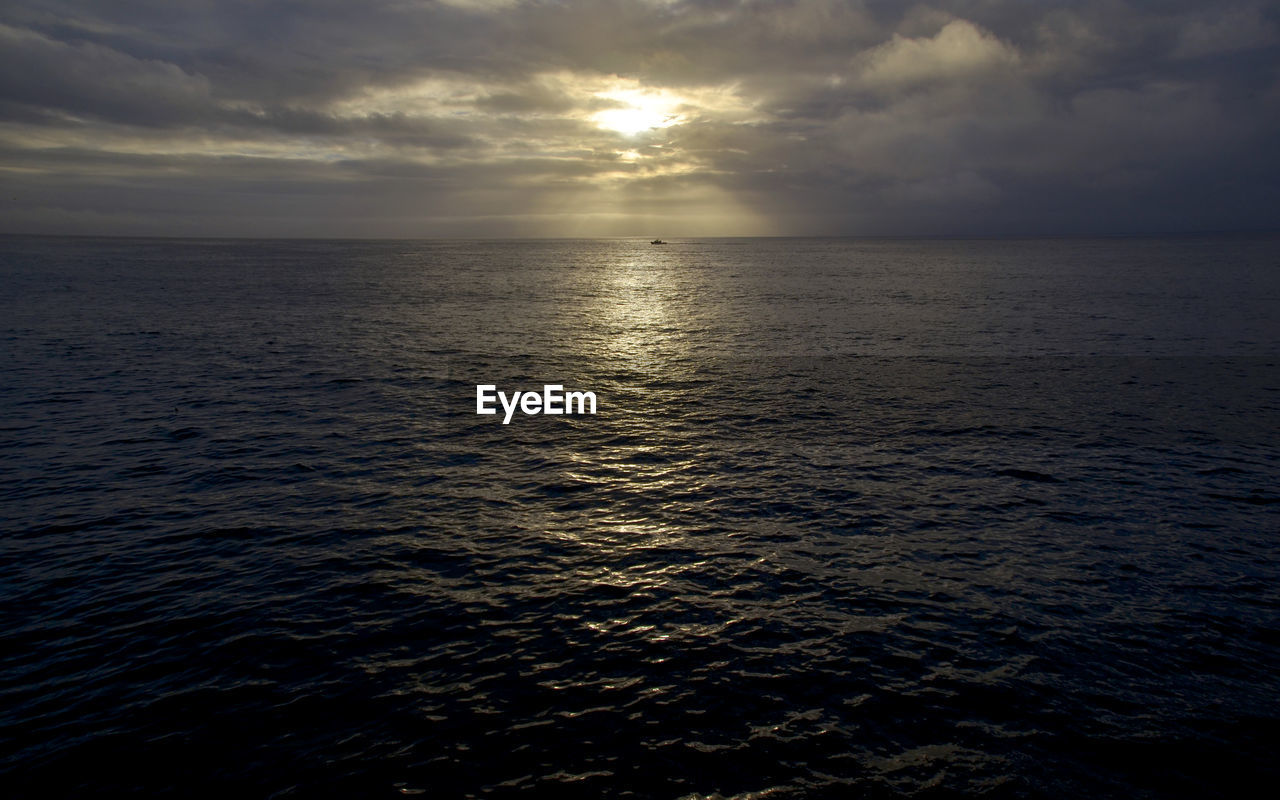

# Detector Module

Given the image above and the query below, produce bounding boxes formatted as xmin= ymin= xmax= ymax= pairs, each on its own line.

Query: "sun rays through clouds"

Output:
xmin=1 ymin=1 xmax=1277 ymax=236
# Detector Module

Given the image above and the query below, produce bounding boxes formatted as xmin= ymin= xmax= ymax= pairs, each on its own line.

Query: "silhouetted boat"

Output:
xmin=651 ymin=239 xmax=667 ymax=244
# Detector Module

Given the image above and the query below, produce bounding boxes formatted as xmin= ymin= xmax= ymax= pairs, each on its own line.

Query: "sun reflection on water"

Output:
xmin=581 ymin=244 xmax=699 ymax=377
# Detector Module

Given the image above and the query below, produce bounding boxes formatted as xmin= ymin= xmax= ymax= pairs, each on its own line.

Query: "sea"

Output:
xmin=2 ymin=234 xmax=1278 ymax=798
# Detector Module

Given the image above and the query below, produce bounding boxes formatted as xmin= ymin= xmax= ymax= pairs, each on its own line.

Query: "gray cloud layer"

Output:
xmin=2 ymin=0 xmax=1278 ymax=236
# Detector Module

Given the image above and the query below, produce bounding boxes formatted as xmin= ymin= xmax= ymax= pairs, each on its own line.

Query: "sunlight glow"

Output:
xmin=592 ymin=89 xmax=685 ymax=136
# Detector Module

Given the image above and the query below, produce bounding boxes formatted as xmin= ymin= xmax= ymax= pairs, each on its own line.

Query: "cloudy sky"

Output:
xmin=2 ymin=0 xmax=1278 ymax=237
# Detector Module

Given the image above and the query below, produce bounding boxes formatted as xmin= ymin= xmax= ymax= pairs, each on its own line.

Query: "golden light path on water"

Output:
xmin=550 ymin=245 xmax=734 ymax=649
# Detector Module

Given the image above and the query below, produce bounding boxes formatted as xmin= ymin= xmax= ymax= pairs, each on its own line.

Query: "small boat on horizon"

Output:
xmin=651 ymin=239 xmax=667 ymax=245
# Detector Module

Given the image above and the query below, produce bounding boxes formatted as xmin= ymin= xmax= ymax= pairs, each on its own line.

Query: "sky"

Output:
xmin=2 ymin=0 xmax=1278 ymax=238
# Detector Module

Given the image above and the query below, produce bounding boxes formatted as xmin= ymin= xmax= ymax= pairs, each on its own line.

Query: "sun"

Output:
xmin=592 ymin=89 xmax=684 ymax=136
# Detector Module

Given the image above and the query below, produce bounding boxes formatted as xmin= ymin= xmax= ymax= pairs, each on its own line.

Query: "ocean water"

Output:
xmin=2 ymin=235 xmax=1278 ymax=798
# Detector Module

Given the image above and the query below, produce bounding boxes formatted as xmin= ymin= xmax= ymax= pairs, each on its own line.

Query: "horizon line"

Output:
xmin=3 ymin=229 xmax=1278 ymax=244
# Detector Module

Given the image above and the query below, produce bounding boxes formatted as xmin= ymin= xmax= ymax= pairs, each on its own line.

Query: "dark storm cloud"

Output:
xmin=2 ymin=0 xmax=1277 ymax=236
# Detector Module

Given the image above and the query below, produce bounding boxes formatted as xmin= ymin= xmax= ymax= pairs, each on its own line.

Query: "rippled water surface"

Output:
xmin=3 ymin=235 xmax=1279 ymax=798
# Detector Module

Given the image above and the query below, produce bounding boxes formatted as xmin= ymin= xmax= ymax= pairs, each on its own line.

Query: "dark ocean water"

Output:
xmin=2 ymin=235 xmax=1278 ymax=799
